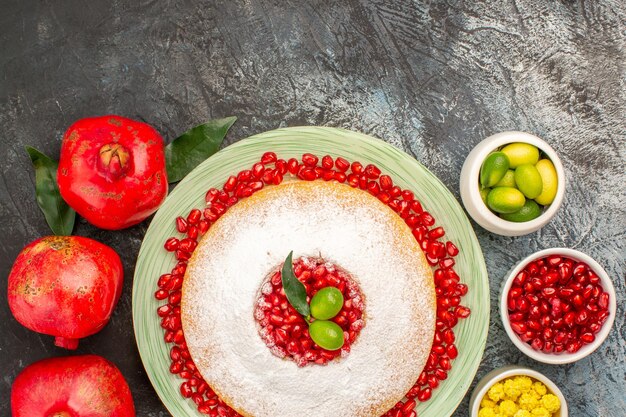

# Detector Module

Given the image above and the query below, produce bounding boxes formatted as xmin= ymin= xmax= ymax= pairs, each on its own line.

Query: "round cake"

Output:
xmin=181 ymin=180 xmax=436 ymax=417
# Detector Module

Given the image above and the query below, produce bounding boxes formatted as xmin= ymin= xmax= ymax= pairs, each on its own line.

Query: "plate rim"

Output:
xmin=132 ymin=126 xmax=490 ymax=417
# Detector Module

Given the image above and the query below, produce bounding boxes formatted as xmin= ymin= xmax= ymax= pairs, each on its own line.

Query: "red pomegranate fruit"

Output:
xmin=57 ymin=115 xmax=168 ymax=230
xmin=8 ymin=236 xmax=124 ymax=349
xmin=11 ymin=355 xmax=135 ymax=417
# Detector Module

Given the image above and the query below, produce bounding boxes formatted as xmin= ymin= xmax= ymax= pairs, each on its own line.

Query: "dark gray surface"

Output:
xmin=1 ymin=1 xmax=624 ymax=416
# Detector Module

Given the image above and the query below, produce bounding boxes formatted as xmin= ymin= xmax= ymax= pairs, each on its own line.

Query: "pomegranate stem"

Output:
xmin=54 ymin=336 xmax=79 ymax=350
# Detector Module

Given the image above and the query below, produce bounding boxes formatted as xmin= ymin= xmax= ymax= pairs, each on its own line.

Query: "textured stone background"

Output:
xmin=1 ymin=1 xmax=624 ymax=416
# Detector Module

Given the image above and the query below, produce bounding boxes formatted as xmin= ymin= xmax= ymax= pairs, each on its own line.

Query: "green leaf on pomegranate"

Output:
xmin=165 ymin=116 xmax=237 ymax=183
xmin=25 ymin=146 xmax=75 ymax=236
xmin=281 ymin=251 xmax=311 ymax=319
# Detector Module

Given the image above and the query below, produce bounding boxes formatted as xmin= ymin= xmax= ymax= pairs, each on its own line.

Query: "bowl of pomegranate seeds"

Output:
xmin=460 ymin=131 xmax=566 ymax=236
xmin=500 ymin=248 xmax=616 ymax=364
xmin=469 ymin=365 xmax=568 ymax=417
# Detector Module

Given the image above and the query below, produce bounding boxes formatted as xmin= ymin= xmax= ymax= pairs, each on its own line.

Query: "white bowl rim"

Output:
xmin=469 ymin=365 xmax=569 ymax=416
xmin=499 ymin=248 xmax=617 ymax=364
xmin=460 ymin=131 xmax=566 ymax=236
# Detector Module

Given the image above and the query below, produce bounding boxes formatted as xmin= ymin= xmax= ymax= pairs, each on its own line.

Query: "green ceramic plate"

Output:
xmin=133 ymin=126 xmax=489 ymax=417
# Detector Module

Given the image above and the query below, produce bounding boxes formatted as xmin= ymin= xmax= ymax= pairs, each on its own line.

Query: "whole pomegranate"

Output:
xmin=11 ymin=354 xmax=136 ymax=417
xmin=57 ymin=115 xmax=168 ymax=230
xmin=8 ymin=236 xmax=123 ymax=349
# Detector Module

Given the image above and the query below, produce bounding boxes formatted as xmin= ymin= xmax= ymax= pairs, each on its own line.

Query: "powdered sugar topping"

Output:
xmin=181 ymin=180 xmax=436 ymax=417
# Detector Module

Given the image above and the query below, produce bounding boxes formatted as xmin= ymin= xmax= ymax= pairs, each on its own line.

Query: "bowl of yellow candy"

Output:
xmin=469 ymin=365 xmax=568 ymax=417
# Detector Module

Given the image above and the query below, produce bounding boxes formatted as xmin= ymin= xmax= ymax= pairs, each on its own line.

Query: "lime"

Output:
xmin=310 ymin=287 xmax=344 ymax=320
xmin=309 ymin=320 xmax=344 ymax=350
xmin=495 ymin=169 xmax=516 ymax=188
xmin=487 ymin=187 xmax=526 ymax=214
xmin=514 ymin=164 xmax=543 ymax=199
xmin=534 ymin=159 xmax=558 ymax=205
xmin=480 ymin=187 xmax=491 ymax=205
xmin=480 ymin=152 xmax=510 ymax=187
xmin=500 ymin=199 xmax=543 ymax=222
xmin=501 ymin=143 xmax=540 ymax=168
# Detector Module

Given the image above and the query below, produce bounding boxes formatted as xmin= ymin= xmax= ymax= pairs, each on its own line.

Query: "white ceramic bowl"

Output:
xmin=469 ymin=365 xmax=568 ymax=417
xmin=460 ymin=131 xmax=565 ymax=236
xmin=500 ymin=248 xmax=617 ymax=364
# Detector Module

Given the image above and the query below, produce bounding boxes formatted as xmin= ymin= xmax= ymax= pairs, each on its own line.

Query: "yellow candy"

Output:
xmin=533 ymin=381 xmax=548 ymax=396
xmin=531 ymin=407 xmax=551 ymax=417
xmin=479 ymin=408 xmax=499 ymax=417
xmin=541 ymin=394 xmax=561 ymax=413
xmin=518 ymin=392 xmax=540 ymax=410
xmin=488 ymin=382 xmax=506 ymax=402
xmin=499 ymin=399 xmax=519 ymax=416
xmin=482 ymin=398 xmax=497 ymax=409
xmin=514 ymin=376 xmax=533 ymax=392
xmin=504 ymin=378 xmax=522 ymax=400
xmin=479 ymin=376 xmax=560 ymax=417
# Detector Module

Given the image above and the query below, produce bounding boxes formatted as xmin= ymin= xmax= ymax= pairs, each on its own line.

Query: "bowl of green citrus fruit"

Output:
xmin=460 ymin=131 xmax=565 ymax=236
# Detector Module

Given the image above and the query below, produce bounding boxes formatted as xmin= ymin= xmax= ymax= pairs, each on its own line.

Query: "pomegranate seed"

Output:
xmin=428 ymin=227 xmax=445 ymax=239
xmin=510 ymin=321 xmax=526 ymax=334
xmin=417 ymin=387 xmax=432 ymax=402
xmin=154 ymin=289 xmax=168 ymax=300
xmin=350 ymin=161 xmax=363 ymax=174
xmin=334 ymin=157 xmax=350 ymax=172
xmin=367 ymin=181 xmax=380 ymax=195
xmin=176 ymin=217 xmax=188 ymax=233
xmin=275 ymin=159 xmax=288 ymax=175
xmin=547 ymin=255 xmax=561 ymax=266
xmin=286 ymin=158 xmax=299 ymax=175
xmin=187 ymin=209 xmax=202 ymax=225
xmin=580 ymin=332 xmax=595 ymax=343
xmin=187 ymin=226 xmax=199 ymax=240
xmin=598 ymin=292 xmax=609 ymax=309
xmin=237 ymin=169 xmax=252 ymax=182
xmin=157 ymin=304 xmax=172 ymax=317
xmin=205 ymin=188 xmax=219 ymax=203
xmin=334 ymin=172 xmax=347 ymax=183
xmin=164 ymin=237 xmax=179 ymax=252
xmin=321 ymin=155 xmax=333 ymax=169
xmin=573 ymin=263 xmax=587 ymax=277
xmin=379 ymin=175 xmax=393 ymax=190
xmin=421 ymin=212 xmax=435 ymax=226
xmin=439 ymin=258 xmax=455 ymax=269
xmin=446 ymin=242 xmax=459 ymax=256
xmin=262 ymin=169 xmax=275 ymax=184
xmin=358 ymin=175 xmax=368 ymax=190
xmin=299 ymin=168 xmax=316 ymax=181
xmin=364 ymin=164 xmax=381 ymax=179
xmin=261 ymin=151 xmax=277 ymax=164
xmin=301 ymin=153 xmax=319 ymax=167
xmin=252 ymin=162 xmax=266 ymax=178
